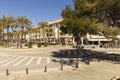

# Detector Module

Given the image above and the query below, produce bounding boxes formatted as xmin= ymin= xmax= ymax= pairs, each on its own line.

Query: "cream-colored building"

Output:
xmin=48 ymin=18 xmax=74 ymax=44
xmin=28 ymin=18 xmax=74 ymax=44
xmin=28 ymin=18 xmax=120 ymax=46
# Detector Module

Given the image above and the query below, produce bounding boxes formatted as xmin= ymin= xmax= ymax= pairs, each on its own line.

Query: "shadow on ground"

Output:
xmin=51 ymin=49 xmax=120 ymax=66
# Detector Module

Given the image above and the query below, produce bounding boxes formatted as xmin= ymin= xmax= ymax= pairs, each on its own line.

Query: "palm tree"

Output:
xmin=38 ymin=22 xmax=48 ymax=43
xmin=0 ymin=19 xmax=6 ymax=43
xmin=16 ymin=16 xmax=32 ymax=48
xmin=9 ymin=32 xmax=14 ymax=42
xmin=46 ymin=27 xmax=54 ymax=44
xmin=12 ymin=30 xmax=19 ymax=42
xmin=27 ymin=26 xmax=33 ymax=42
xmin=2 ymin=15 xmax=14 ymax=47
xmin=33 ymin=27 xmax=39 ymax=44
xmin=0 ymin=19 xmax=3 ymax=45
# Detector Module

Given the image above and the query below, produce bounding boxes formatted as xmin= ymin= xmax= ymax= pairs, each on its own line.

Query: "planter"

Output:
xmin=37 ymin=43 xmax=41 ymax=47
xmin=44 ymin=43 xmax=48 ymax=47
xmin=32 ymin=45 xmax=38 ymax=48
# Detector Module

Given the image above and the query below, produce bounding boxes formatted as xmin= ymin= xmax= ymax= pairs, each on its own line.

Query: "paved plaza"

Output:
xmin=1 ymin=61 xmax=120 ymax=80
xmin=0 ymin=45 xmax=120 ymax=80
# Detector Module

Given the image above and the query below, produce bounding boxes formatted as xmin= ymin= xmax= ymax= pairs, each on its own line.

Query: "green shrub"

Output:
xmin=44 ymin=43 xmax=48 ymax=47
xmin=37 ymin=43 xmax=41 ymax=47
xmin=28 ymin=42 xmax=32 ymax=48
xmin=0 ymin=42 xmax=7 ymax=47
xmin=49 ymin=43 xmax=56 ymax=45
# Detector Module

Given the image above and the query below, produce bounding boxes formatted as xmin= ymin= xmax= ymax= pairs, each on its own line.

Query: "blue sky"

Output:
xmin=0 ymin=0 xmax=73 ymax=26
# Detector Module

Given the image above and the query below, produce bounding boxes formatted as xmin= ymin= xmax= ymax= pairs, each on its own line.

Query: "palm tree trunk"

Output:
xmin=76 ymin=35 xmax=79 ymax=68
xmin=20 ymin=26 xmax=23 ymax=48
xmin=0 ymin=32 xmax=2 ymax=45
xmin=16 ymin=33 xmax=19 ymax=48
xmin=35 ymin=33 xmax=37 ymax=44
xmin=7 ymin=26 xmax=9 ymax=47
xmin=2 ymin=28 xmax=4 ymax=42
xmin=43 ymin=28 xmax=45 ymax=43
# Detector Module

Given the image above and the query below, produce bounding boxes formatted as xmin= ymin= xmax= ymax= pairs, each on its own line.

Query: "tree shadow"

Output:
xmin=51 ymin=49 xmax=120 ymax=66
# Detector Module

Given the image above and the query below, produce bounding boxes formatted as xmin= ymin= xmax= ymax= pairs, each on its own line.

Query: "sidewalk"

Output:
xmin=2 ymin=45 xmax=65 ymax=51
xmin=3 ymin=44 xmax=120 ymax=51
xmin=1 ymin=61 xmax=120 ymax=80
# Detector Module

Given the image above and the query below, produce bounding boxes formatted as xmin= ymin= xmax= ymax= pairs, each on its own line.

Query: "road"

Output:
xmin=0 ymin=46 xmax=65 ymax=74
xmin=0 ymin=45 xmax=77 ymax=74
xmin=0 ymin=46 xmax=120 ymax=74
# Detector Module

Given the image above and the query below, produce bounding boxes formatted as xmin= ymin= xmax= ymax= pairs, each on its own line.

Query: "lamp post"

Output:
xmin=60 ymin=58 xmax=63 ymax=70
xmin=75 ymin=34 xmax=80 ymax=68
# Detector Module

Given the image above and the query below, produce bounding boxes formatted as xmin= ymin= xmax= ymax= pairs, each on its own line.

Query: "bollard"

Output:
xmin=76 ymin=53 xmax=79 ymax=68
xmin=61 ymin=61 xmax=63 ymax=70
xmin=26 ymin=68 xmax=29 ymax=74
xmin=6 ymin=69 xmax=9 ymax=76
xmin=114 ymin=55 xmax=117 ymax=60
xmin=85 ymin=60 xmax=90 ymax=65
xmin=60 ymin=58 xmax=63 ymax=70
xmin=98 ymin=57 xmax=101 ymax=62
xmin=44 ymin=66 xmax=47 ymax=72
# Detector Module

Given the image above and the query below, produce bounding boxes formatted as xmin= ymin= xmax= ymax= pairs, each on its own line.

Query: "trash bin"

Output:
xmin=78 ymin=45 xmax=84 ymax=49
xmin=73 ymin=45 xmax=77 ymax=48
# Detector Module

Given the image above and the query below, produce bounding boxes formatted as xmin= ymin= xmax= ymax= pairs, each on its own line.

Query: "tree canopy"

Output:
xmin=61 ymin=0 xmax=120 ymax=38
xmin=61 ymin=0 xmax=102 ymax=44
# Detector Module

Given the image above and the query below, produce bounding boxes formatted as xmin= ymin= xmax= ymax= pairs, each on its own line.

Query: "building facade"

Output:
xmin=28 ymin=18 xmax=120 ymax=46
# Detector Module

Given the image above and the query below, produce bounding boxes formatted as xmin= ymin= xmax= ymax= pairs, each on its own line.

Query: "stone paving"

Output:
xmin=1 ymin=46 xmax=120 ymax=80
xmin=1 ymin=61 xmax=120 ymax=80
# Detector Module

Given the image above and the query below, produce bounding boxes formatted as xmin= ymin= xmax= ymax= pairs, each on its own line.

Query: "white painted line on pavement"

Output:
xmin=0 ymin=56 xmax=9 ymax=61
xmin=107 ymin=52 xmax=120 ymax=53
xmin=0 ymin=56 xmax=14 ymax=63
xmin=0 ymin=56 xmax=3 ymax=58
xmin=62 ymin=50 xmax=65 ymax=54
xmin=47 ymin=58 xmax=50 ymax=64
xmin=2 ymin=56 xmax=21 ymax=67
xmin=85 ymin=51 xmax=91 ymax=55
xmin=73 ymin=51 xmax=77 ymax=55
xmin=23 ymin=51 xmax=35 ymax=53
xmin=25 ymin=57 xmax=34 ymax=65
xmin=36 ymin=57 xmax=42 ymax=65
xmin=0 ymin=53 xmax=5 ymax=56
xmin=68 ymin=51 xmax=71 ymax=54
xmin=14 ymin=57 xmax=28 ymax=66
xmin=78 ymin=50 xmax=84 ymax=55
